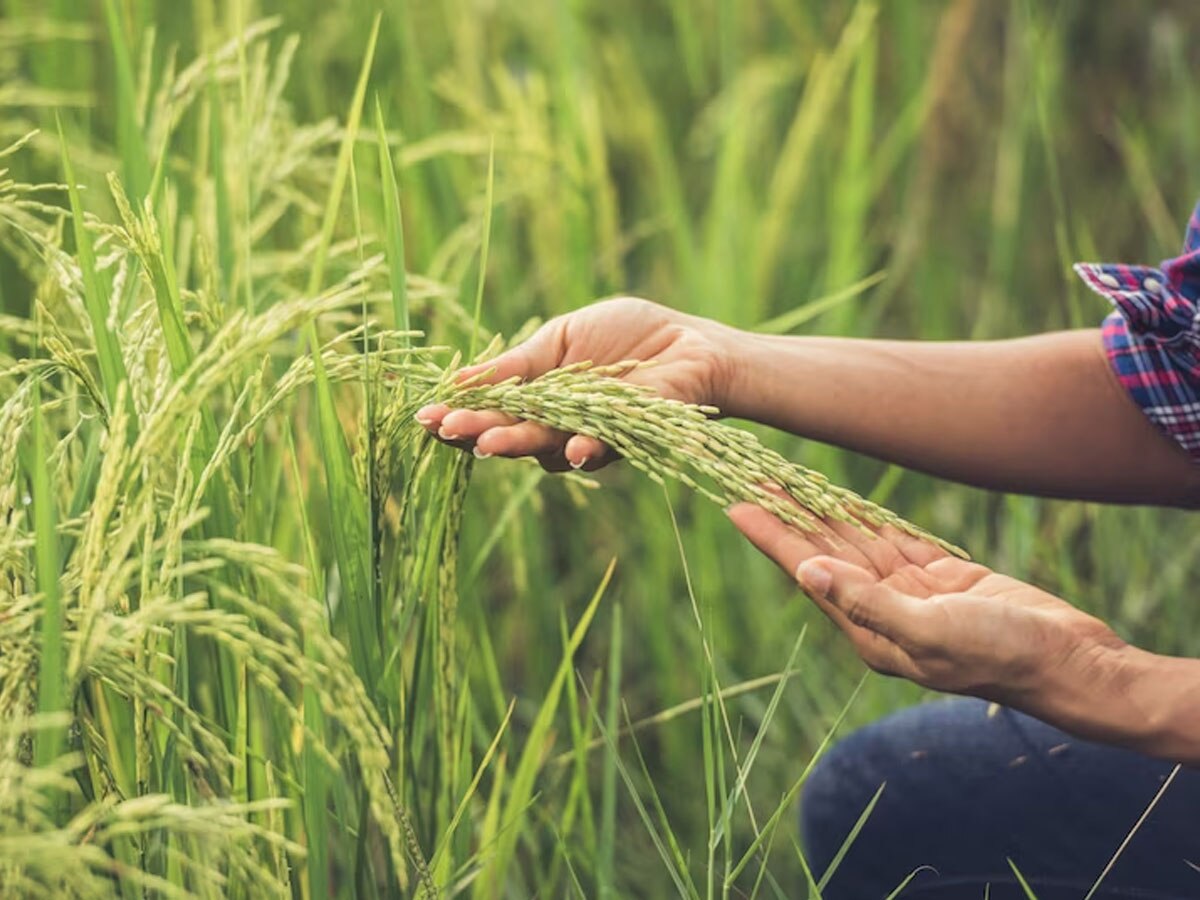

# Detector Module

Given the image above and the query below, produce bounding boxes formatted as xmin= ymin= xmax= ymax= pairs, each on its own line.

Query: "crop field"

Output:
xmin=1 ymin=0 xmax=1198 ymax=897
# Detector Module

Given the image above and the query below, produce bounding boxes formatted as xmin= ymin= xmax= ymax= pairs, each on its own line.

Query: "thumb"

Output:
xmin=796 ymin=557 xmax=926 ymax=645
xmin=456 ymin=320 xmax=564 ymax=386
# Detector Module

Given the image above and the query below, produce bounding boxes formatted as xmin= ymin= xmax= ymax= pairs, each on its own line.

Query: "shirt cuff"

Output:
xmin=1074 ymin=260 xmax=1200 ymax=463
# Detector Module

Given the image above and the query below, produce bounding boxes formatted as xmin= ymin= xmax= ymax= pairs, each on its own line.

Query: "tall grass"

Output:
xmin=2 ymin=1 xmax=1199 ymax=896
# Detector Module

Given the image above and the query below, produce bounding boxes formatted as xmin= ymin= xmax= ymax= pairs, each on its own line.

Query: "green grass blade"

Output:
xmin=127 ymin=189 xmax=194 ymax=380
xmin=57 ymin=116 xmax=129 ymax=416
xmin=597 ymin=602 xmax=621 ymax=899
xmin=579 ymin=679 xmax=698 ymax=900
xmin=32 ymin=381 xmax=65 ymax=772
xmin=711 ymin=628 xmax=806 ymax=847
xmin=465 ymin=466 xmax=543 ymax=584
xmin=430 ymin=697 xmax=515 ymax=885
xmin=825 ymin=17 xmax=876 ymax=303
xmin=790 ymin=836 xmax=821 ymax=899
xmin=101 ymin=0 xmax=150 ymax=198
xmin=207 ymin=74 xmax=238 ymax=310
xmin=814 ymin=782 xmax=886 ymax=894
xmin=752 ymin=0 xmax=877 ymax=300
xmin=702 ymin=664 xmax=717 ymax=900
xmin=727 ymin=674 xmax=868 ymax=882
xmin=467 ymin=137 xmax=495 ymax=361
xmin=1007 ymin=859 xmax=1041 ymax=899
xmin=477 ymin=559 xmax=614 ymax=896
xmin=883 ymin=867 xmax=937 ymax=900
xmin=287 ymin=426 xmax=331 ymax=899
xmin=309 ymin=344 xmax=379 ymax=692
xmin=374 ymin=97 xmax=409 ymax=340
xmin=754 ymin=270 xmax=886 ymax=335
xmin=622 ymin=703 xmax=701 ymax=899
xmin=302 ymin=13 xmax=382 ymax=697
xmin=304 ymin=14 xmax=380 ymax=298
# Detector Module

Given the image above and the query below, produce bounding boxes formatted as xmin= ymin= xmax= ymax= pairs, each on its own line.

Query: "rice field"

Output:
xmin=2 ymin=1 xmax=1199 ymax=896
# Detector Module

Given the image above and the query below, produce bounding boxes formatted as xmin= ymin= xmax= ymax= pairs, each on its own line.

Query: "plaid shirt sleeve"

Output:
xmin=1074 ymin=200 xmax=1200 ymax=463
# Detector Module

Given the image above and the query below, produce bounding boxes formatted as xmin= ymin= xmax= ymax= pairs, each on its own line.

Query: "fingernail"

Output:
xmin=438 ymin=426 xmax=460 ymax=441
xmin=569 ymin=455 xmax=590 ymax=470
xmin=797 ymin=561 xmax=832 ymax=597
xmin=473 ymin=446 xmax=493 ymax=460
xmin=415 ymin=410 xmax=435 ymax=426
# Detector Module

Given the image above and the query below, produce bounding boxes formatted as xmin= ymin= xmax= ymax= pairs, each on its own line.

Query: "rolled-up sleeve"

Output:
xmin=1074 ymin=206 xmax=1200 ymax=463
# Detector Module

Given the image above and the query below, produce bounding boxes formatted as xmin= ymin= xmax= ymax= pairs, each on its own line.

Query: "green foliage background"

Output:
xmin=2 ymin=0 xmax=1198 ymax=896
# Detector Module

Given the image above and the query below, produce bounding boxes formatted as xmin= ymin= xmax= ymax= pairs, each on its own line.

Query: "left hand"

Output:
xmin=725 ymin=503 xmax=1128 ymax=708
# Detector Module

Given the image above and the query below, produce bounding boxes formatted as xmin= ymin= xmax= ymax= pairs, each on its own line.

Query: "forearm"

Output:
xmin=721 ymin=328 xmax=1200 ymax=506
xmin=1022 ymin=643 xmax=1200 ymax=766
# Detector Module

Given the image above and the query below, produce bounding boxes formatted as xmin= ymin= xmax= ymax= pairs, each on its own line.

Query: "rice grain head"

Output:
xmin=442 ymin=360 xmax=966 ymax=558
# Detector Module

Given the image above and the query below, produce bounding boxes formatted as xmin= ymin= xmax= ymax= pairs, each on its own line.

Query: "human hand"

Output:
xmin=415 ymin=297 xmax=737 ymax=471
xmin=725 ymin=502 xmax=1128 ymax=709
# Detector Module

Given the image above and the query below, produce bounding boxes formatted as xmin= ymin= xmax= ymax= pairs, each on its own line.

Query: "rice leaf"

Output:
xmin=467 ymin=137 xmax=495 ymax=361
xmin=475 ymin=559 xmax=614 ymax=896
xmin=814 ymin=781 xmax=886 ymax=894
xmin=429 ymin=697 xmax=515 ymax=886
xmin=303 ymin=13 xmax=383 ymax=697
xmin=578 ymin=677 xmax=699 ymax=900
xmin=56 ymin=116 xmax=129 ymax=417
xmin=31 ymin=381 xmax=65 ymax=772
xmin=1007 ymin=859 xmax=1041 ymax=900
xmin=101 ymin=0 xmax=149 ymax=197
xmin=374 ymin=98 xmax=410 ymax=340
xmin=597 ymin=602 xmax=622 ymax=899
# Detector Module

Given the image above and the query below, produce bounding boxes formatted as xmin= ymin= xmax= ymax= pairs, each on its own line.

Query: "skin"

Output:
xmin=417 ymin=296 xmax=1200 ymax=765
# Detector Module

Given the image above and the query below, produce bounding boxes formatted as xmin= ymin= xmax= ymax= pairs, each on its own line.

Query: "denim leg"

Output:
xmin=800 ymin=698 xmax=1200 ymax=899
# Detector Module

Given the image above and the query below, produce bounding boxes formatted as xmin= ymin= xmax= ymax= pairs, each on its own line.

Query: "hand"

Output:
xmin=416 ymin=297 xmax=737 ymax=471
xmin=725 ymin=503 xmax=1128 ymax=709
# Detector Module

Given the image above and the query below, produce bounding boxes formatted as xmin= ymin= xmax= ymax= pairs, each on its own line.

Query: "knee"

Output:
xmin=798 ymin=727 xmax=884 ymax=875
xmin=797 ymin=698 xmax=989 ymax=874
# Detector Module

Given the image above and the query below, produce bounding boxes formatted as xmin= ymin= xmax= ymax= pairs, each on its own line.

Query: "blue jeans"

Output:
xmin=801 ymin=699 xmax=1200 ymax=898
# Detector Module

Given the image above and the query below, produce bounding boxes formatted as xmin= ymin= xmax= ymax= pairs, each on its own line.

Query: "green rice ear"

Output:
xmin=445 ymin=362 xmax=965 ymax=557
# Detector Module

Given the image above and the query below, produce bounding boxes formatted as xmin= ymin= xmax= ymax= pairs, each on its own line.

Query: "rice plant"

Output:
xmin=3 ymin=1 xmax=1198 ymax=897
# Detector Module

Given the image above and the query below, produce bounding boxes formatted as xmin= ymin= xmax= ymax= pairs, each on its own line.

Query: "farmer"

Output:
xmin=416 ymin=205 xmax=1200 ymax=898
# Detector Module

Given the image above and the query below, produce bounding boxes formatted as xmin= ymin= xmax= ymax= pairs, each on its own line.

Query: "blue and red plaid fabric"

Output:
xmin=1074 ymin=200 xmax=1200 ymax=462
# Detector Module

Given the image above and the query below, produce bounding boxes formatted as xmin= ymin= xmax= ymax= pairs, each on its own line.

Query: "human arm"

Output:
xmin=722 ymin=327 xmax=1200 ymax=507
xmin=417 ymin=298 xmax=1200 ymax=506
xmin=726 ymin=502 xmax=1200 ymax=765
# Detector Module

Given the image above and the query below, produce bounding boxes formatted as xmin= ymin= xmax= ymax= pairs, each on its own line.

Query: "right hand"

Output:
xmin=416 ymin=297 xmax=738 ymax=471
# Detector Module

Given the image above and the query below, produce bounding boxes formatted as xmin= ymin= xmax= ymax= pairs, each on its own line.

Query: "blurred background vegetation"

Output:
xmin=3 ymin=0 xmax=1199 ymax=894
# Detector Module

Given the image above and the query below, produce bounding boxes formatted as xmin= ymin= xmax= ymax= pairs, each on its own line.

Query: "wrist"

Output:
xmin=1120 ymin=648 xmax=1200 ymax=764
xmin=683 ymin=315 xmax=754 ymax=417
xmin=1029 ymin=637 xmax=1200 ymax=765
xmin=708 ymin=327 xmax=773 ymax=421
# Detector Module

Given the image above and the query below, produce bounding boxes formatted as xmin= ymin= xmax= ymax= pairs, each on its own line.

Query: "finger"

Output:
xmin=725 ymin=503 xmax=838 ymax=575
xmin=754 ymin=485 xmax=875 ymax=569
xmin=414 ymin=403 xmax=450 ymax=434
xmin=455 ymin=320 xmax=564 ymax=386
xmin=437 ymin=409 xmax=519 ymax=443
xmin=785 ymin=556 xmax=918 ymax=679
xmin=823 ymin=518 xmax=911 ymax=579
xmin=475 ymin=421 xmax=569 ymax=458
xmin=726 ymin=505 xmax=886 ymax=650
xmin=797 ymin=557 xmax=932 ymax=648
xmin=729 ymin=507 xmax=923 ymax=678
xmin=564 ymin=434 xmax=615 ymax=470
xmin=878 ymin=524 xmax=950 ymax=566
